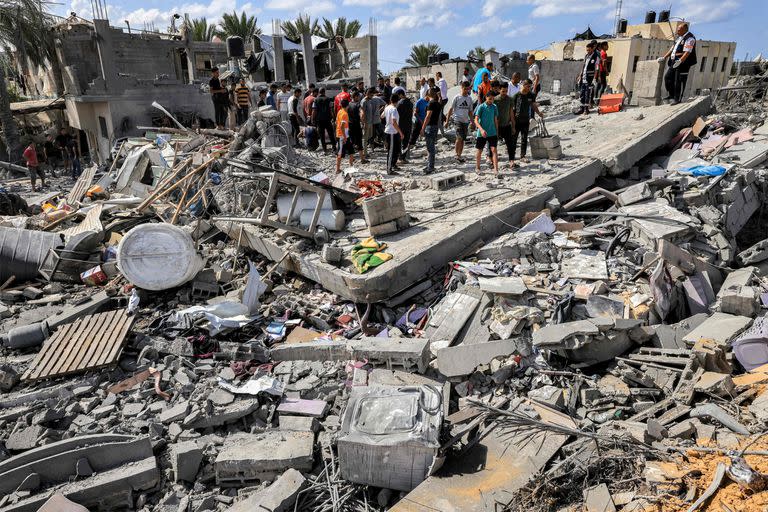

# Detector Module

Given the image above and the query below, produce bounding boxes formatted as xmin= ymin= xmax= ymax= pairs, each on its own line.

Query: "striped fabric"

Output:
xmin=235 ymin=85 xmax=250 ymax=107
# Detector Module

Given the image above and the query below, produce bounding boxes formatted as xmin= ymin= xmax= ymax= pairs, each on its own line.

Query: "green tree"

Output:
xmin=184 ymin=15 xmax=218 ymax=42
xmin=315 ymin=17 xmax=362 ymax=40
xmin=218 ymin=11 xmax=260 ymax=42
xmin=469 ymin=46 xmax=496 ymax=63
xmin=0 ymin=0 xmax=58 ymax=161
xmin=406 ymin=43 xmax=440 ymax=67
xmin=281 ymin=14 xmax=317 ymax=43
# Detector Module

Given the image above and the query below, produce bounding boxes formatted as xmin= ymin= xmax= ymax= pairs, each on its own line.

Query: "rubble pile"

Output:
xmin=1 ymin=100 xmax=768 ymax=512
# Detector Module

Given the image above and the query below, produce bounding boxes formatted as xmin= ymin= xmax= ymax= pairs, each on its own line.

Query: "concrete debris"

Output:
xmin=1 ymin=41 xmax=767 ymax=512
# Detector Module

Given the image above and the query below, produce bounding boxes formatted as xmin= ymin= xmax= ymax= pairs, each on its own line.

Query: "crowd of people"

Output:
xmin=21 ymin=127 xmax=83 ymax=191
xmin=212 ymin=59 xmax=553 ymax=176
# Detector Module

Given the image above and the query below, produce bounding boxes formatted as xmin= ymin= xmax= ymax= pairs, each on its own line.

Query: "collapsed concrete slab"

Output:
xmin=437 ymin=339 xmax=531 ymax=378
xmin=270 ymin=337 xmax=430 ymax=373
xmin=226 ymin=468 xmax=307 ymax=512
xmin=214 ymin=431 xmax=314 ymax=484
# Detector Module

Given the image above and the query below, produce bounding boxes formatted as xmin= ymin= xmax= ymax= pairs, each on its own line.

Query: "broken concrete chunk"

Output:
xmin=532 ymin=320 xmax=600 ymax=348
xmin=682 ymin=312 xmax=753 ymax=346
xmin=694 ymin=372 xmax=735 ymax=397
xmin=215 ymin=432 xmax=314 ymax=483
xmin=226 ymin=468 xmax=307 ymax=512
xmin=436 ymin=339 xmax=530 ymax=378
xmin=171 ymin=441 xmax=203 ymax=483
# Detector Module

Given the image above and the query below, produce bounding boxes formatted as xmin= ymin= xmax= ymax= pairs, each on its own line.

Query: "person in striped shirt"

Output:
xmin=234 ymin=78 xmax=251 ymax=127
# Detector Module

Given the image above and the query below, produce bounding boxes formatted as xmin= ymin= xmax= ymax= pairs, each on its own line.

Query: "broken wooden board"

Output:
xmin=23 ymin=310 xmax=134 ymax=381
xmin=389 ymin=401 xmax=575 ymax=512
xmin=66 ymin=166 xmax=97 ymax=205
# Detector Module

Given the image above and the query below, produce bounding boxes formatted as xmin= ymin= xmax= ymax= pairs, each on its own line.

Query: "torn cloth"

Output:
xmin=351 ymin=237 xmax=393 ymax=273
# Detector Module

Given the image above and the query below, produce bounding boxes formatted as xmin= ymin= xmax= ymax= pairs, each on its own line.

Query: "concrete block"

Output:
xmin=22 ymin=287 xmax=44 ymax=300
xmin=171 ymin=441 xmax=203 ymax=482
xmin=0 ymin=364 xmax=19 ymax=392
xmin=362 ymin=191 xmax=406 ymax=227
xmin=186 ymin=399 xmax=260 ymax=429
xmin=437 ymin=339 xmax=531 ymax=378
xmin=683 ymin=312 xmax=753 ymax=346
xmin=721 ymin=286 xmax=760 ymax=317
xmin=321 ymin=244 xmax=343 ymax=264
xmin=429 ymin=170 xmax=465 ymax=190
xmin=278 ymin=415 xmax=320 ymax=432
xmin=694 ymin=372 xmax=735 ymax=397
xmin=6 ymin=425 xmax=43 ymax=451
xmin=159 ymin=401 xmax=189 ymax=424
xmin=271 ymin=337 xmax=430 ymax=373
xmin=37 ymin=494 xmax=90 ymax=512
xmin=617 ymin=183 xmax=652 ymax=206
xmin=226 ymin=468 xmax=307 ymax=512
xmin=532 ymin=320 xmax=600 ymax=347
xmin=214 ymin=432 xmax=314 ymax=483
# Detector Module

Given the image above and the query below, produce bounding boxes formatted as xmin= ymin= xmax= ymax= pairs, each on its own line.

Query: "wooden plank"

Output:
xmin=95 ymin=312 xmax=134 ymax=367
xmin=23 ymin=310 xmax=134 ymax=381
xmin=64 ymin=310 xmax=114 ymax=373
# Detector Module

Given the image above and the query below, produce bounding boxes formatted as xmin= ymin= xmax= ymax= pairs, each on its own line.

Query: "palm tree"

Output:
xmin=315 ymin=17 xmax=361 ymax=41
xmin=406 ymin=43 xmax=440 ymax=67
xmin=218 ymin=11 xmax=260 ymax=42
xmin=0 ymin=0 xmax=56 ymax=161
xmin=184 ymin=15 xmax=218 ymax=42
xmin=469 ymin=46 xmax=496 ymax=63
xmin=281 ymin=15 xmax=317 ymax=43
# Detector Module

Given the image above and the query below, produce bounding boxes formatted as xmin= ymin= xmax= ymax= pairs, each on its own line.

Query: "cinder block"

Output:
xmin=429 ymin=171 xmax=465 ymax=191
xmin=368 ymin=215 xmax=410 ymax=236
xmin=362 ymin=192 xmax=406 ymax=227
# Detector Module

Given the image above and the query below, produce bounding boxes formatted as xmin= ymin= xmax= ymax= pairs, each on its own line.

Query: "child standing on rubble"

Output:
xmin=23 ymin=141 xmax=46 ymax=191
xmin=335 ymin=99 xmax=355 ymax=173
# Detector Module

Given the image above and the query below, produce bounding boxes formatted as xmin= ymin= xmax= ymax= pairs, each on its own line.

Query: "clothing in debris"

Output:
xmin=351 ymin=238 xmax=393 ymax=273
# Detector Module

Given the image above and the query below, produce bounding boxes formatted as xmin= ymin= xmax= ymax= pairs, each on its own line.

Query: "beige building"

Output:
xmin=548 ymin=21 xmax=736 ymax=100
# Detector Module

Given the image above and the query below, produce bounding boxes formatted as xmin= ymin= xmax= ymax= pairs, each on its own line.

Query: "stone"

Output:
xmin=92 ymin=404 xmax=116 ymax=419
xmin=171 ymin=441 xmax=204 ymax=483
xmin=278 ymin=415 xmax=319 ymax=432
xmin=76 ymin=457 xmax=94 ymax=477
xmin=122 ymin=402 xmax=145 ymax=417
xmin=437 ymin=339 xmax=530 ymax=378
xmin=225 ymin=468 xmax=307 ymax=512
xmin=694 ymin=372 xmax=735 ymax=396
xmin=160 ymin=402 xmax=190 ymax=424
xmin=720 ymin=286 xmax=760 ymax=317
xmin=22 ymin=287 xmax=44 ymax=300
xmin=683 ymin=312 xmax=753 ymax=346
xmin=214 ymin=432 xmax=314 ymax=483
xmin=6 ymin=425 xmax=43 ymax=451
xmin=0 ymin=364 xmax=20 ymax=392
xmin=532 ymin=320 xmax=600 ymax=347
xmin=321 ymin=245 xmax=343 ymax=264
xmin=37 ymin=494 xmax=90 ymax=512
xmin=208 ymin=388 xmax=235 ymax=406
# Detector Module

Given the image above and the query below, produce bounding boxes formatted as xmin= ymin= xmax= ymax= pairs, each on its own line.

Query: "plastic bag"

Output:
xmin=241 ymin=260 xmax=267 ymax=315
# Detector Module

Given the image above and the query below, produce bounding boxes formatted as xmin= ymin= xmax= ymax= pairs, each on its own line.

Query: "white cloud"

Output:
xmin=461 ymin=19 xmax=513 ymax=37
xmin=379 ymin=11 xmax=454 ymax=33
xmin=263 ymin=0 xmax=335 ymax=15
xmin=506 ymin=24 xmax=535 ymax=37
xmin=677 ymin=0 xmax=740 ymax=23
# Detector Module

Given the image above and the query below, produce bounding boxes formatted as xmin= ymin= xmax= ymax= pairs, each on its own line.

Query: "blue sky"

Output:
xmin=58 ymin=0 xmax=766 ymax=72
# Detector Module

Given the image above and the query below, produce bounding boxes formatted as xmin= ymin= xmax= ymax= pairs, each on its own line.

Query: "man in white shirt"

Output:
xmin=658 ymin=22 xmax=697 ymax=104
xmin=445 ymin=80 xmax=473 ymax=162
xmin=382 ymin=94 xmax=404 ymax=175
xmin=507 ymin=72 xmax=521 ymax=96
xmin=436 ymin=72 xmax=448 ymax=135
xmin=392 ymin=76 xmax=406 ymax=97
xmin=277 ymin=83 xmax=292 ymax=122
xmin=419 ymin=77 xmax=429 ymax=99
xmin=527 ymin=55 xmax=541 ymax=98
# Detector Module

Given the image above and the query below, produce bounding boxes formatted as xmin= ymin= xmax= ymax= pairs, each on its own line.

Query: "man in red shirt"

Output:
xmin=334 ymin=82 xmax=352 ymax=115
xmin=303 ymin=88 xmax=316 ymax=125
xmin=23 ymin=141 xmax=46 ymax=191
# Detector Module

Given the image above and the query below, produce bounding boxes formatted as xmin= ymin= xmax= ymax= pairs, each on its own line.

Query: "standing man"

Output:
xmin=527 ymin=55 xmax=541 ymax=99
xmin=208 ymin=68 xmax=228 ymax=130
xmin=335 ymin=99 xmax=355 ymax=173
xmin=461 ymin=67 xmax=472 ymax=85
xmin=23 ymin=141 xmax=45 ymax=191
xmin=312 ymin=88 xmax=336 ymax=154
xmin=56 ymin=128 xmax=72 ymax=175
xmin=436 ymin=71 xmax=449 ymax=135
xmin=303 ymin=87 xmax=316 ymax=122
xmin=256 ymin=89 xmax=267 ymax=108
xmin=419 ymin=77 xmax=429 ymax=99
xmin=445 ymin=80 xmax=473 ymax=163
xmin=473 ymin=61 xmax=493 ymax=94
xmin=42 ymin=134 xmax=59 ymax=177
xmin=510 ymin=80 xmax=543 ymax=164
xmin=576 ymin=41 xmax=602 ymax=115
xmin=473 ymin=90 xmax=499 ymax=175
xmin=494 ymin=83 xmax=515 ymax=169
xmin=67 ymin=137 xmax=82 ymax=179
xmin=418 ymin=89 xmax=442 ymax=175
xmin=265 ymin=83 xmax=278 ymax=109
xmin=383 ymin=77 xmax=393 ymax=104
xmin=348 ymin=91 xmax=365 ymax=164
xmin=382 ymin=94 xmax=404 ymax=174
xmin=411 ymin=91 xmax=429 ymax=149
xmin=334 ymin=83 xmax=352 ymax=114
xmin=659 ymin=22 xmax=697 ymax=105
xmin=507 ymin=72 xmax=521 ymax=97
xmin=396 ymin=90 xmax=413 ymax=162
xmin=304 ymin=83 xmax=316 ymax=99
xmin=392 ymin=77 xmax=405 ymax=97
xmin=277 ymin=83 xmax=292 ymax=122
xmin=596 ymin=42 xmax=609 ymax=101
xmin=287 ymin=87 xmax=302 ymax=143
xmin=360 ymin=88 xmax=386 ymax=157
xmin=234 ymin=78 xmax=251 ymax=126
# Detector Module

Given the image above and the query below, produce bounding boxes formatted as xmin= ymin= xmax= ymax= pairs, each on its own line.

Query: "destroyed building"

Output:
xmin=2 ymin=15 xmax=768 ymax=512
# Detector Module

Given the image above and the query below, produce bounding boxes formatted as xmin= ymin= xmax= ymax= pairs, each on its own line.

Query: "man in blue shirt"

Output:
xmin=410 ymin=95 xmax=429 ymax=148
xmin=472 ymin=62 xmax=493 ymax=94
xmin=265 ymin=83 xmax=278 ymax=110
xmin=473 ymin=90 xmax=499 ymax=174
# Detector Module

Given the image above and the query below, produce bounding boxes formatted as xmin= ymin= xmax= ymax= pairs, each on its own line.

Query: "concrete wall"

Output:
xmin=549 ymin=37 xmax=735 ymax=99
xmin=403 ymin=61 xmax=479 ymax=91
